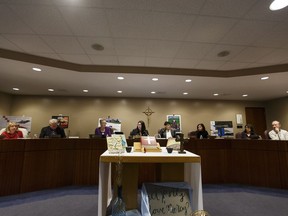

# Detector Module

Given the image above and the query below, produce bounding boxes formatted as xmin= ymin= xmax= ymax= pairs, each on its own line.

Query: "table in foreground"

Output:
xmin=98 ymin=147 xmax=203 ymax=216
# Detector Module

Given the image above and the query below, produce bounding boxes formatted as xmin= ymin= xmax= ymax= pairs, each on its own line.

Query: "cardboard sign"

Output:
xmin=141 ymin=182 xmax=193 ymax=216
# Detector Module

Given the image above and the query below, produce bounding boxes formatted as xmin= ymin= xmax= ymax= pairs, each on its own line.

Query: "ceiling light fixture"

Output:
xmin=183 ymin=92 xmax=188 ymax=95
xmin=83 ymin=89 xmax=89 ymax=93
xmin=269 ymin=0 xmax=288 ymax=10
xmin=242 ymin=94 xmax=248 ymax=97
xmin=48 ymin=88 xmax=54 ymax=92
xmin=117 ymin=90 xmax=122 ymax=93
xmin=151 ymin=91 xmax=156 ymax=94
xmin=213 ymin=93 xmax=219 ymax=96
xmin=13 ymin=87 xmax=19 ymax=91
xmin=152 ymin=78 xmax=158 ymax=81
xmin=91 ymin=43 xmax=104 ymax=51
xmin=117 ymin=76 xmax=124 ymax=80
xmin=185 ymin=79 xmax=192 ymax=82
xmin=32 ymin=67 xmax=42 ymax=72
xmin=261 ymin=76 xmax=269 ymax=80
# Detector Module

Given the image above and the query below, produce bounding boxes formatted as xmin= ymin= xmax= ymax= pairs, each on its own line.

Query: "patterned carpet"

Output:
xmin=0 ymin=184 xmax=287 ymax=216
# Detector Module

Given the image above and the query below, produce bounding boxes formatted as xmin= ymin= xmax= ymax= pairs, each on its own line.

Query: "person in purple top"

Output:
xmin=95 ymin=119 xmax=112 ymax=138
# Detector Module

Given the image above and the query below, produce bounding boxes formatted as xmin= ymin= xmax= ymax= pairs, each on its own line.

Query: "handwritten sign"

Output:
xmin=141 ymin=182 xmax=193 ymax=216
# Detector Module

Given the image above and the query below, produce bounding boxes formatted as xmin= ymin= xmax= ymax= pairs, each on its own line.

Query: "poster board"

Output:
xmin=98 ymin=117 xmax=121 ymax=132
xmin=52 ymin=115 xmax=69 ymax=129
xmin=167 ymin=115 xmax=181 ymax=132
xmin=106 ymin=134 xmax=127 ymax=154
xmin=0 ymin=115 xmax=32 ymax=132
xmin=210 ymin=121 xmax=234 ymax=137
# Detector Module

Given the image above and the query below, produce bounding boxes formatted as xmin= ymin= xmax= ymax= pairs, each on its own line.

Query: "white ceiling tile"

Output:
xmin=244 ymin=0 xmax=287 ymax=21
xmin=0 ymin=35 xmax=23 ymax=51
xmin=254 ymin=23 xmax=288 ymax=49
xmin=103 ymin=0 xmax=148 ymax=10
xmin=59 ymin=7 xmax=111 ymax=37
xmin=195 ymin=60 xmax=225 ymax=70
xmin=218 ymin=62 xmax=251 ymax=70
xmin=3 ymin=34 xmax=54 ymax=53
xmin=145 ymin=12 xmax=195 ymax=40
xmin=230 ymin=47 xmax=275 ymax=63
xmin=149 ymin=0 xmax=205 ymax=14
xmin=0 ymin=5 xmax=34 ymax=34
xmin=89 ymin=55 xmax=118 ymax=65
xmin=256 ymin=49 xmax=288 ymax=64
xmin=204 ymin=45 xmax=245 ymax=61
xmin=78 ymin=37 xmax=116 ymax=55
xmin=41 ymin=36 xmax=85 ymax=54
xmin=59 ymin=54 xmax=93 ymax=64
xmin=113 ymin=38 xmax=146 ymax=56
xmin=146 ymin=40 xmax=181 ymax=58
xmin=107 ymin=9 xmax=147 ymax=38
xmin=118 ymin=56 xmax=145 ymax=66
xmin=220 ymin=20 xmax=277 ymax=45
xmin=170 ymin=59 xmax=199 ymax=69
xmin=200 ymin=0 xmax=258 ymax=18
xmin=9 ymin=4 xmax=73 ymax=35
xmin=176 ymin=42 xmax=215 ymax=59
xmin=53 ymin=0 xmax=103 ymax=7
xmin=145 ymin=57 xmax=173 ymax=67
xmin=185 ymin=16 xmax=236 ymax=43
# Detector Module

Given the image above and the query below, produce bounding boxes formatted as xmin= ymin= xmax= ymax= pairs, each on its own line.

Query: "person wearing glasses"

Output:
xmin=268 ymin=120 xmax=288 ymax=140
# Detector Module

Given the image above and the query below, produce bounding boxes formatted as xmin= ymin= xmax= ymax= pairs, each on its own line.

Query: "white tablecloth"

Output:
xmin=98 ymin=148 xmax=203 ymax=216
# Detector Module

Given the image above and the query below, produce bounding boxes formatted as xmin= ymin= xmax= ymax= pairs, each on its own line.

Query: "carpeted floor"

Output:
xmin=0 ymin=184 xmax=287 ymax=216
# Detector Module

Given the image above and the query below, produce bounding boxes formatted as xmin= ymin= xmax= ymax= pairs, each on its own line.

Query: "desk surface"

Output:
xmin=100 ymin=147 xmax=201 ymax=163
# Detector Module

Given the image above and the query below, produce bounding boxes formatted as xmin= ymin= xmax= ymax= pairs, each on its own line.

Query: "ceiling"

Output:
xmin=0 ymin=0 xmax=288 ymax=101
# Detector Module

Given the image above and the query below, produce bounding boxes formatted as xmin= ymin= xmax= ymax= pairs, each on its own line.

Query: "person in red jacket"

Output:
xmin=1 ymin=122 xmax=24 ymax=139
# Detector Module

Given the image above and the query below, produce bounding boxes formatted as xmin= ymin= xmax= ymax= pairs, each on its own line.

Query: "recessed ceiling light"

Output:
xmin=83 ymin=89 xmax=88 ymax=93
xmin=286 ymin=90 xmax=288 ymax=93
xmin=242 ymin=94 xmax=248 ymax=97
xmin=217 ymin=50 xmax=230 ymax=57
xmin=269 ymin=0 xmax=288 ymax=10
xmin=117 ymin=90 xmax=122 ymax=93
xmin=151 ymin=91 xmax=156 ymax=94
xmin=213 ymin=93 xmax=219 ymax=96
xmin=91 ymin=43 xmax=104 ymax=51
xmin=152 ymin=78 xmax=158 ymax=81
xmin=13 ymin=87 xmax=19 ymax=91
xmin=117 ymin=76 xmax=124 ymax=80
xmin=261 ymin=76 xmax=269 ymax=80
xmin=183 ymin=92 xmax=188 ymax=95
xmin=48 ymin=88 xmax=54 ymax=92
xmin=185 ymin=79 xmax=192 ymax=83
xmin=32 ymin=67 xmax=42 ymax=72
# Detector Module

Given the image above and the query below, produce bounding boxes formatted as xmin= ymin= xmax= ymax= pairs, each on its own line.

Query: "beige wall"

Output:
xmin=265 ymin=96 xmax=288 ymax=131
xmin=0 ymin=92 xmax=12 ymax=115
xmin=2 ymin=95 xmax=266 ymax=138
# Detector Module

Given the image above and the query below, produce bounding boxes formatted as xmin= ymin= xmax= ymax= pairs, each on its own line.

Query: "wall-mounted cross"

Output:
xmin=142 ymin=106 xmax=154 ymax=127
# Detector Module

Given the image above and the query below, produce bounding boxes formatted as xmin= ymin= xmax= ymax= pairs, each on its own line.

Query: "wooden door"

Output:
xmin=245 ymin=107 xmax=267 ymax=137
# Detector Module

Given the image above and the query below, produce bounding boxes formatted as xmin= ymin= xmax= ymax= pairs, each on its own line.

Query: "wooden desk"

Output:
xmin=98 ymin=147 xmax=203 ymax=216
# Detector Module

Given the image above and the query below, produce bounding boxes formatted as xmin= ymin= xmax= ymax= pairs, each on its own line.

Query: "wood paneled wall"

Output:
xmin=0 ymin=138 xmax=287 ymax=196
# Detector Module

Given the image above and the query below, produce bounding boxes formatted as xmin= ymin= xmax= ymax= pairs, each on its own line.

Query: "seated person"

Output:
xmin=196 ymin=123 xmax=209 ymax=139
xmin=158 ymin=121 xmax=176 ymax=139
xmin=39 ymin=119 xmax=66 ymax=138
xmin=1 ymin=122 xmax=24 ymax=139
xmin=269 ymin=120 xmax=288 ymax=140
xmin=95 ymin=119 xmax=112 ymax=138
xmin=130 ymin=120 xmax=149 ymax=138
xmin=240 ymin=124 xmax=260 ymax=139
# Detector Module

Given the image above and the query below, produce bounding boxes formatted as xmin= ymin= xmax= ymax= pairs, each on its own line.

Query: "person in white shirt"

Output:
xmin=268 ymin=120 xmax=288 ymax=140
xmin=158 ymin=121 xmax=176 ymax=139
